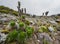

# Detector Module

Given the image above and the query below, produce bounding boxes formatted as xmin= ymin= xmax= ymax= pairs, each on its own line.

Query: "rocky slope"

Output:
xmin=0 ymin=5 xmax=60 ymax=44
xmin=0 ymin=12 xmax=60 ymax=44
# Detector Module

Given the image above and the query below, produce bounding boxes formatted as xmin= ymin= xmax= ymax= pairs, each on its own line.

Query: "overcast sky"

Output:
xmin=0 ymin=0 xmax=60 ymax=16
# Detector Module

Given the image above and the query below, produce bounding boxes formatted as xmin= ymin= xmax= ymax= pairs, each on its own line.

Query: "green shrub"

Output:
xmin=0 ymin=10 xmax=9 ymax=14
xmin=40 ymin=26 xmax=48 ymax=32
xmin=19 ymin=22 xmax=24 ymax=27
xmin=5 ymin=20 xmax=34 ymax=44
xmin=6 ymin=30 xmax=18 ymax=42
xmin=26 ymin=26 xmax=34 ymax=38
xmin=0 ymin=6 xmax=9 ymax=10
xmin=38 ymin=29 xmax=43 ymax=33
xmin=21 ymin=15 xmax=25 ymax=19
xmin=12 ymin=11 xmax=18 ymax=16
xmin=25 ymin=20 xmax=30 ymax=25
xmin=18 ymin=31 xmax=26 ymax=44
xmin=10 ymin=21 xmax=15 ymax=27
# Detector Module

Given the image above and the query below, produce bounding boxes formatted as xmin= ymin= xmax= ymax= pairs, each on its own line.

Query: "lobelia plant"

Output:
xmin=19 ymin=22 xmax=24 ymax=27
xmin=19 ymin=22 xmax=25 ymax=31
xmin=6 ymin=30 xmax=18 ymax=44
xmin=26 ymin=26 xmax=34 ymax=38
xmin=18 ymin=31 xmax=26 ymax=44
xmin=10 ymin=21 xmax=15 ymax=27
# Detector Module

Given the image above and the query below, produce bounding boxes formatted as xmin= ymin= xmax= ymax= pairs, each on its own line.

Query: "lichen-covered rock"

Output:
xmin=0 ymin=33 xmax=8 ymax=43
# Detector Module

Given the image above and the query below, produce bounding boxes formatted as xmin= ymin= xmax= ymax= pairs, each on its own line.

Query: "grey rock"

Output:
xmin=0 ymin=33 xmax=8 ymax=43
xmin=48 ymin=26 xmax=55 ymax=32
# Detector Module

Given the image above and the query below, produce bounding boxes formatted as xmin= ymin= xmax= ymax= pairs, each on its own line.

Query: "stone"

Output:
xmin=48 ymin=26 xmax=55 ymax=32
xmin=0 ymin=33 xmax=8 ymax=43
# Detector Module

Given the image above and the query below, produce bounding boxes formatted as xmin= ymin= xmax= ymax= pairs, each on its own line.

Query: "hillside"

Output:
xmin=0 ymin=6 xmax=31 ymax=17
xmin=0 ymin=6 xmax=18 ymax=16
xmin=0 ymin=6 xmax=60 ymax=44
